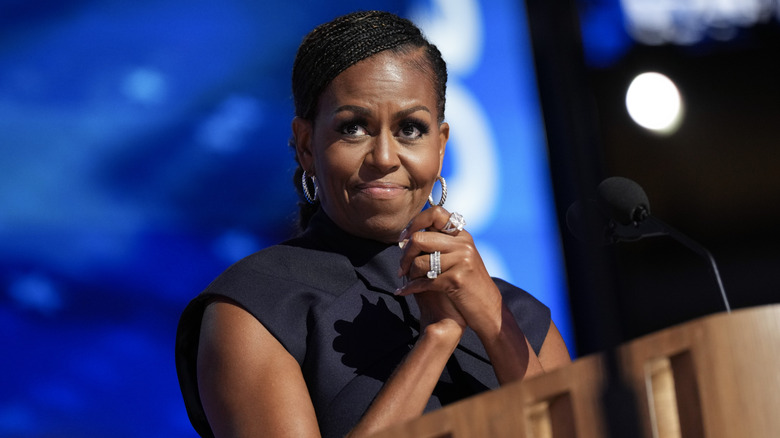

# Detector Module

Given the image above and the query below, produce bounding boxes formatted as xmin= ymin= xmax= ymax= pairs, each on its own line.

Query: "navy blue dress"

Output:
xmin=175 ymin=210 xmax=551 ymax=438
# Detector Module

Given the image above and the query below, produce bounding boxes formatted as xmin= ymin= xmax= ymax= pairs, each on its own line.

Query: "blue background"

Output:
xmin=1 ymin=0 xmax=574 ymax=436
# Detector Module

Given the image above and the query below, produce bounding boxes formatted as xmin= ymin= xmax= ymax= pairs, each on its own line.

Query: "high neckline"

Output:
xmin=302 ymin=208 xmax=403 ymax=293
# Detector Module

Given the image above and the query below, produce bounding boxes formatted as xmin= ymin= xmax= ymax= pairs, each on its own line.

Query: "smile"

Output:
xmin=354 ymin=182 xmax=407 ymax=199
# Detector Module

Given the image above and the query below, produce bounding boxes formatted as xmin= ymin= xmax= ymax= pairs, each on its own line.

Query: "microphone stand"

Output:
xmin=608 ymin=212 xmax=732 ymax=313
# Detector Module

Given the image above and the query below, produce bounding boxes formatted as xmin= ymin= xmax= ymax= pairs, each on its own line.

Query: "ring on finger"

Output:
xmin=427 ymin=251 xmax=441 ymax=279
xmin=442 ymin=212 xmax=466 ymax=234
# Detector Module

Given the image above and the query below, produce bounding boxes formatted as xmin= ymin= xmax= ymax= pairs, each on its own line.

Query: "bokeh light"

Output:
xmin=625 ymin=72 xmax=684 ymax=134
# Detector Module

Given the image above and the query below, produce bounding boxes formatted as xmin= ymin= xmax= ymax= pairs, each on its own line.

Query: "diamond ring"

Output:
xmin=427 ymin=251 xmax=441 ymax=279
xmin=442 ymin=212 xmax=466 ymax=234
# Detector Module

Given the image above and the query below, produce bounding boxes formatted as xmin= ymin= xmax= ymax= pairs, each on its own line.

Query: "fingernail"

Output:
xmin=398 ymin=239 xmax=408 ymax=249
xmin=399 ymin=222 xmax=412 ymax=240
xmin=394 ymin=287 xmax=404 ymax=296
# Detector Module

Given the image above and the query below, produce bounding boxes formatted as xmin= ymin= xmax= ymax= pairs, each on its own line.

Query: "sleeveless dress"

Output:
xmin=175 ymin=210 xmax=551 ymax=438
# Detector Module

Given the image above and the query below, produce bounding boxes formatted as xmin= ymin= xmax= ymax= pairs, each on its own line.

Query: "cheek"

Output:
xmin=315 ymin=147 xmax=360 ymax=190
xmin=309 ymin=129 xmax=348 ymax=180
xmin=407 ymin=145 xmax=443 ymax=185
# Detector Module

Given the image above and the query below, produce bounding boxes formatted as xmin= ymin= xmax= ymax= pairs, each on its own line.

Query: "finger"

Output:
xmin=398 ymin=229 xmax=455 ymax=277
xmin=395 ymin=270 xmax=462 ymax=296
xmin=406 ymin=251 xmax=456 ymax=281
xmin=398 ymin=226 xmax=477 ymax=277
xmin=398 ymin=206 xmax=452 ymax=241
xmin=439 ymin=211 xmax=466 ymax=236
xmin=394 ymin=276 xmax=438 ymax=296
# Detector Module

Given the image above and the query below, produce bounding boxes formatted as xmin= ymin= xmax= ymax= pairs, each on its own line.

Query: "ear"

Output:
xmin=437 ymin=121 xmax=449 ymax=174
xmin=292 ymin=117 xmax=314 ymax=172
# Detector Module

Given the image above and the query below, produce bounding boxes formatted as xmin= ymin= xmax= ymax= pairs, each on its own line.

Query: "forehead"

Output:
xmin=317 ymin=50 xmax=438 ymax=116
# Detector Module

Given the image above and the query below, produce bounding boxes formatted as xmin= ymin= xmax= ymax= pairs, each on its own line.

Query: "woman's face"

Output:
xmin=294 ymin=49 xmax=448 ymax=243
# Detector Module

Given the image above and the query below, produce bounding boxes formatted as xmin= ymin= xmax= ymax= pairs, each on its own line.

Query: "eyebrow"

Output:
xmin=333 ymin=104 xmax=431 ymax=119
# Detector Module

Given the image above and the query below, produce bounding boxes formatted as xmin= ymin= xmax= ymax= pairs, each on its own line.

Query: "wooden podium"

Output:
xmin=370 ymin=305 xmax=780 ymax=438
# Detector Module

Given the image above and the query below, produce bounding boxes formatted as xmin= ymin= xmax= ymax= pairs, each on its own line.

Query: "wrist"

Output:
xmin=420 ymin=318 xmax=463 ymax=349
xmin=478 ymin=303 xmax=521 ymax=350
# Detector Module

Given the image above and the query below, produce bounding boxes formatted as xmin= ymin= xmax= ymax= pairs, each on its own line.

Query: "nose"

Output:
xmin=365 ymin=130 xmax=401 ymax=173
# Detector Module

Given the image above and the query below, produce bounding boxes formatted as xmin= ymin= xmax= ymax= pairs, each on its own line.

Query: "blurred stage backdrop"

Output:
xmin=4 ymin=0 xmax=779 ymax=436
xmin=1 ymin=0 xmax=570 ymax=436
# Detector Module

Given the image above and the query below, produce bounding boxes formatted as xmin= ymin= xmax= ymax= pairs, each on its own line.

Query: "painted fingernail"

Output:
xmin=399 ymin=221 xmax=413 ymax=240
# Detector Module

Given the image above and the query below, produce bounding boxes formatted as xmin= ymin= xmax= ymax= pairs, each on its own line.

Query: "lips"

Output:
xmin=354 ymin=181 xmax=407 ymax=199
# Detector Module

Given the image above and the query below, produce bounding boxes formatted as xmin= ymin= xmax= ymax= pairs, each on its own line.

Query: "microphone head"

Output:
xmin=597 ymin=176 xmax=651 ymax=225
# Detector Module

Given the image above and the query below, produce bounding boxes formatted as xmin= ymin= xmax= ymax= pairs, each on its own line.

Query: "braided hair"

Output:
xmin=289 ymin=10 xmax=448 ymax=230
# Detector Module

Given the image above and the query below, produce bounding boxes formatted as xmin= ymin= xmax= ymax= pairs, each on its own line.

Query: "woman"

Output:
xmin=176 ymin=10 xmax=570 ymax=438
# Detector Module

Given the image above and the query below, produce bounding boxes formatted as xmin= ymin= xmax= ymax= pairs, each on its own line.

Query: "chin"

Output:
xmin=356 ymin=214 xmax=408 ymax=243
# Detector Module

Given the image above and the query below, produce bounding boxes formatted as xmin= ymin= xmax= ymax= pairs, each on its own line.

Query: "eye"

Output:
xmin=338 ymin=121 xmax=368 ymax=137
xmin=398 ymin=120 xmax=430 ymax=140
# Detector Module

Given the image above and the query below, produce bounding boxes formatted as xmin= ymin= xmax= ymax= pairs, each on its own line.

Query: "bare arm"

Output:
xmin=197 ymin=299 xmax=463 ymax=438
xmin=197 ymin=299 xmax=320 ymax=438
xmin=537 ymin=320 xmax=571 ymax=371
xmin=477 ymin=301 xmax=544 ymax=383
xmin=347 ymin=318 xmax=462 ymax=437
xmin=480 ymin=307 xmax=571 ymax=383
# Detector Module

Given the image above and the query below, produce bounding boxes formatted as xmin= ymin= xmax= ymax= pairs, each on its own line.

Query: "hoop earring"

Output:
xmin=302 ymin=170 xmax=319 ymax=204
xmin=427 ymin=176 xmax=447 ymax=207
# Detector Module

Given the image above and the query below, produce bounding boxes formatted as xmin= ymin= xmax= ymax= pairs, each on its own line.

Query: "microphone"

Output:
xmin=567 ymin=176 xmax=732 ymax=313
xmin=596 ymin=177 xmax=668 ymax=244
xmin=597 ymin=176 xmax=649 ymax=225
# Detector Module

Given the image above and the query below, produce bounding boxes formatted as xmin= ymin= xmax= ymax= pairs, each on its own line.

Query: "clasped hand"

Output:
xmin=396 ymin=206 xmax=504 ymax=341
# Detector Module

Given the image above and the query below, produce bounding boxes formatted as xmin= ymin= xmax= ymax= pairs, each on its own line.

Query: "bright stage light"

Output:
xmin=625 ymin=72 xmax=684 ymax=134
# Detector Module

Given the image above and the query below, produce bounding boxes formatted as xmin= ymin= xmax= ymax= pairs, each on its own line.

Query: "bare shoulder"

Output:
xmin=537 ymin=320 xmax=572 ymax=371
xmin=198 ymin=298 xmax=321 ymax=437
